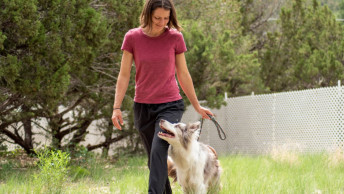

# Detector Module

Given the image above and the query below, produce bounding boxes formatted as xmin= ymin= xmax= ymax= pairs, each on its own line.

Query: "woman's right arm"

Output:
xmin=112 ymin=50 xmax=133 ymax=130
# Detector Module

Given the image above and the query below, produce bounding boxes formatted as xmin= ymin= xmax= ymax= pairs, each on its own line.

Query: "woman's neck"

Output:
xmin=142 ymin=27 xmax=165 ymax=37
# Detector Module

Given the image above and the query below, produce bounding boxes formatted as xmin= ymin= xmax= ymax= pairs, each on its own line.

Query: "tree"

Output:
xmin=260 ymin=0 xmax=344 ymax=92
xmin=1 ymin=0 xmax=77 ymax=154
xmin=318 ymin=0 xmax=343 ymax=17
xmin=175 ymin=0 xmax=266 ymax=108
xmin=339 ymin=0 xmax=344 ymax=18
xmin=81 ymin=0 xmax=144 ymax=156
xmin=0 ymin=0 xmax=144 ymax=155
xmin=238 ymin=0 xmax=286 ymax=36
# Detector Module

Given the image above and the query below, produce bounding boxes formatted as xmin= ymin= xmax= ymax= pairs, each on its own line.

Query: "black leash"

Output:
xmin=198 ymin=114 xmax=227 ymax=141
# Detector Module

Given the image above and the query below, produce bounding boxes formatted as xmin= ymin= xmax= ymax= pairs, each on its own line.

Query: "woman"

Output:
xmin=112 ymin=0 xmax=214 ymax=193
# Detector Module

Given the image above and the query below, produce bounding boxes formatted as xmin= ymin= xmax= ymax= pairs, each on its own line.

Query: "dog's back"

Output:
xmin=200 ymin=143 xmax=221 ymax=192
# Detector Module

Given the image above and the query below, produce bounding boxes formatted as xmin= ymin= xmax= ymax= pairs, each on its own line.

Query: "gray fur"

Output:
xmin=158 ymin=119 xmax=222 ymax=194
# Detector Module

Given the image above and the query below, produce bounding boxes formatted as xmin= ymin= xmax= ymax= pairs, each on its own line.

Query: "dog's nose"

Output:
xmin=160 ymin=119 xmax=165 ymax=124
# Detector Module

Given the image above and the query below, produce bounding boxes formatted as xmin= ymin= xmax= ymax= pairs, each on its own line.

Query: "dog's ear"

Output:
xmin=188 ymin=121 xmax=201 ymax=132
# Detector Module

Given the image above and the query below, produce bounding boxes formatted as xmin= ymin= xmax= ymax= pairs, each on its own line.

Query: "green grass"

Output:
xmin=1 ymin=153 xmax=344 ymax=193
xmin=222 ymin=154 xmax=344 ymax=193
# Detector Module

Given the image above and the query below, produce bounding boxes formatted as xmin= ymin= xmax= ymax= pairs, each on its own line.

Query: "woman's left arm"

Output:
xmin=175 ymin=53 xmax=213 ymax=119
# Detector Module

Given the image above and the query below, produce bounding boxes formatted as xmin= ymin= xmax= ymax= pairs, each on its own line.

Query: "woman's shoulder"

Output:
xmin=168 ymin=28 xmax=183 ymax=35
xmin=125 ymin=28 xmax=141 ymax=37
xmin=167 ymin=28 xmax=184 ymax=39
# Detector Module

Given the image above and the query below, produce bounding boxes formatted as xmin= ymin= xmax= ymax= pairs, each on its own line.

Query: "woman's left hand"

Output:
xmin=196 ymin=106 xmax=214 ymax=120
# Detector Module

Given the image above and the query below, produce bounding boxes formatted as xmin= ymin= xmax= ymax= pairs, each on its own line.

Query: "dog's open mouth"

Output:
xmin=158 ymin=125 xmax=175 ymax=138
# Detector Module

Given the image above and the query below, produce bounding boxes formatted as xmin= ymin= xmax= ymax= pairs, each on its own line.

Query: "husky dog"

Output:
xmin=158 ymin=119 xmax=221 ymax=194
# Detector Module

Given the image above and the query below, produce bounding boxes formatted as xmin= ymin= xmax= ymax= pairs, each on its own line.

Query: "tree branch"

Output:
xmin=90 ymin=66 xmax=118 ymax=80
xmin=86 ymin=133 xmax=130 ymax=151
xmin=56 ymin=94 xmax=86 ymax=118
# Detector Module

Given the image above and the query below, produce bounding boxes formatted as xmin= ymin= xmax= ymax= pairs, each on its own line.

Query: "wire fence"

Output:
xmin=182 ymin=85 xmax=344 ymax=155
xmin=2 ymin=85 xmax=344 ymax=156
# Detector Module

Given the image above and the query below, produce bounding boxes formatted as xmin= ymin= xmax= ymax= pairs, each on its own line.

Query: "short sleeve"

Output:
xmin=121 ymin=31 xmax=133 ymax=53
xmin=175 ymin=32 xmax=187 ymax=54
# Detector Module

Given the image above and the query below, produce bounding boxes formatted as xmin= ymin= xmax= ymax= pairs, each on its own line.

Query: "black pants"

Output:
xmin=134 ymin=99 xmax=184 ymax=194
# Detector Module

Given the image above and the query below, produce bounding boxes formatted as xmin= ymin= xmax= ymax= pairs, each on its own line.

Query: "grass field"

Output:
xmin=1 ymin=150 xmax=344 ymax=193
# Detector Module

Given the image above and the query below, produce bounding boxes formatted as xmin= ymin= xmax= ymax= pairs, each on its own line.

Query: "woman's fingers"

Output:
xmin=112 ymin=111 xmax=123 ymax=130
xmin=199 ymin=107 xmax=214 ymax=120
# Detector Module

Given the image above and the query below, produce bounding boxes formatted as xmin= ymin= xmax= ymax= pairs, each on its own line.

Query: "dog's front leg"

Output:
xmin=194 ymin=184 xmax=207 ymax=194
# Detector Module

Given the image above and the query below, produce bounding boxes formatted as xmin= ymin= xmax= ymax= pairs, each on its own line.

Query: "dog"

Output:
xmin=158 ymin=119 xmax=222 ymax=194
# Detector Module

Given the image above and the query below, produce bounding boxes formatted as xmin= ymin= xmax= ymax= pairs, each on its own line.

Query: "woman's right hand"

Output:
xmin=112 ymin=109 xmax=124 ymax=130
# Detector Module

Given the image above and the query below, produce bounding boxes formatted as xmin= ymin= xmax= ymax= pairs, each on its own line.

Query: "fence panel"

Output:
xmin=182 ymin=86 xmax=344 ymax=155
xmin=2 ymin=86 xmax=343 ymax=155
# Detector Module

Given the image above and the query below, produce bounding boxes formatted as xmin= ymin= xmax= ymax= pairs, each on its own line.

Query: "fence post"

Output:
xmin=338 ymin=80 xmax=343 ymax=150
xmin=272 ymin=93 xmax=276 ymax=148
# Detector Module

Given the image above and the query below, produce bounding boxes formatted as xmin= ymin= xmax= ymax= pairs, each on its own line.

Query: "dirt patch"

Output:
xmin=0 ymin=150 xmax=38 ymax=168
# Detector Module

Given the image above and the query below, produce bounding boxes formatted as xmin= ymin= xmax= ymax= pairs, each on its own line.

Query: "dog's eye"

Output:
xmin=176 ymin=124 xmax=184 ymax=131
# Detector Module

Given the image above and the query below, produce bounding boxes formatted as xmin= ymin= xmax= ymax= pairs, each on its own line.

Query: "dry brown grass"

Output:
xmin=270 ymin=144 xmax=300 ymax=165
xmin=327 ymin=147 xmax=344 ymax=167
xmin=0 ymin=149 xmax=38 ymax=169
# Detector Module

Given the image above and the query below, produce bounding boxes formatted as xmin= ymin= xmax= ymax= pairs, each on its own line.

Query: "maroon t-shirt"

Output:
xmin=121 ymin=27 xmax=187 ymax=104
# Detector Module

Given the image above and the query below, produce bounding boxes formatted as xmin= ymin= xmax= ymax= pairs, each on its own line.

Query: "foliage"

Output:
xmin=80 ymin=0 xmax=144 ymax=156
xmin=0 ymin=0 xmax=143 ymax=156
xmin=0 ymin=139 xmax=8 ymax=153
xmin=260 ymin=0 xmax=344 ymax=92
xmin=176 ymin=0 xmax=266 ymax=108
xmin=69 ymin=165 xmax=91 ymax=181
xmin=1 ymin=0 xmax=344 ymax=156
xmin=340 ymin=0 xmax=344 ymax=18
xmin=33 ymin=148 xmax=70 ymax=194
xmin=0 ymin=0 xmax=109 ymax=153
xmin=318 ymin=0 xmax=344 ymax=17
xmin=238 ymin=0 xmax=285 ymax=36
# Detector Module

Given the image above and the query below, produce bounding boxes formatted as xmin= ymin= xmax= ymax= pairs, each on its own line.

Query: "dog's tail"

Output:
xmin=207 ymin=145 xmax=218 ymax=159
xmin=167 ymin=156 xmax=177 ymax=182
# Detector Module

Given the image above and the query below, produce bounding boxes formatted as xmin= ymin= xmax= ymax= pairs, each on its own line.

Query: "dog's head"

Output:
xmin=158 ymin=119 xmax=201 ymax=149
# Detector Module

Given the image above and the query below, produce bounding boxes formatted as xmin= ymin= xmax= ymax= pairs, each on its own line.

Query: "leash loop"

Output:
xmin=199 ymin=114 xmax=226 ymax=141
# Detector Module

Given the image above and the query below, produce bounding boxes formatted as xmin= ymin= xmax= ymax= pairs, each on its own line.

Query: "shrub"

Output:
xmin=33 ymin=148 xmax=70 ymax=194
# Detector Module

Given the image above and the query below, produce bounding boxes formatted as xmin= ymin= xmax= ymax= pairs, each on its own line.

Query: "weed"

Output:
xmin=33 ymin=148 xmax=70 ymax=194
xmin=69 ymin=165 xmax=90 ymax=181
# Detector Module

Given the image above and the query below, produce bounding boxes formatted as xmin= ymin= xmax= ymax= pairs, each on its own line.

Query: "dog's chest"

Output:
xmin=169 ymin=145 xmax=204 ymax=169
xmin=170 ymin=149 xmax=207 ymax=184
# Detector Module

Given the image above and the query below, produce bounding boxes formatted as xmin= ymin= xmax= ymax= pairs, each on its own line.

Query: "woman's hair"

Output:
xmin=140 ymin=0 xmax=182 ymax=31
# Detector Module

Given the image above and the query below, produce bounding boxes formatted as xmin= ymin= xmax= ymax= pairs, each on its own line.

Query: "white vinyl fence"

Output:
xmin=182 ymin=85 xmax=344 ymax=155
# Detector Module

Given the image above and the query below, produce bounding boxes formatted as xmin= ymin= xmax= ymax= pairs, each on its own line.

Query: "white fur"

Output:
xmin=158 ymin=120 xmax=221 ymax=194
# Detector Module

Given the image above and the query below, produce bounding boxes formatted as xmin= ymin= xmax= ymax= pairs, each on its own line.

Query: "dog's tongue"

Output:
xmin=158 ymin=131 xmax=175 ymax=138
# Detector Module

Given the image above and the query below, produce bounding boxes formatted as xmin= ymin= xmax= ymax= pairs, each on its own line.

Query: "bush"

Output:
xmin=69 ymin=165 xmax=91 ymax=181
xmin=33 ymin=148 xmax=70 ymax=194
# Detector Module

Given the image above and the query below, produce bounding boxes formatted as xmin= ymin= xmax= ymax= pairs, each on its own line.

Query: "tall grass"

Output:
xmin=33 ymin=148 xmax=70 ymax=194
xmin=1 ymin=150 xmax=344 ymax=193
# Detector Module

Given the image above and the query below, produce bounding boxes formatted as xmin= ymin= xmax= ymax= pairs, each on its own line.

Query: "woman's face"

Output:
xmin=151 ymin=8 xmax=170 ymax=32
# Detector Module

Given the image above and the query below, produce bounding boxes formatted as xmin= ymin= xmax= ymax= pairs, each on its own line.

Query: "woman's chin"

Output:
xmin=154 ymin=26 xmax=165 ymax=30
